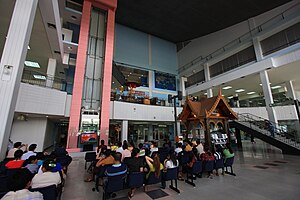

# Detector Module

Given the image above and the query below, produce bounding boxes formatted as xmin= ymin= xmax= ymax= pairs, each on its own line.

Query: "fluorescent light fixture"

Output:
xmin=27 ymin=46 xmax=30 ymax=50
xmin=228 ymin=96 xmax=234 ymax=99
xmin=271 ymin=85 xmax=282 ymax=89
xmin=260 ymin=83 xmax=271 ymax=86
xmin=247 ymin=91 xmax=256 ymax=95
xmin=235 ymin=89 xmax=245 ymax=93
xmin=33 ymin=75 xmax=46 ymax=80
xmin=222 ymin=86 xmax=232 ymax=90
xmin=25 ymin=61 xmax=40 ymax=68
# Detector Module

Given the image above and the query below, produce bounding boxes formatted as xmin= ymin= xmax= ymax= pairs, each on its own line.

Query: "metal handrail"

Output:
xmin=236 ymin=113 xmax=300 ymax=149
xmin=22 ymin=68 xmax=67 ymax=92
xmin=178 ymin=2 xmax=300 ymax=74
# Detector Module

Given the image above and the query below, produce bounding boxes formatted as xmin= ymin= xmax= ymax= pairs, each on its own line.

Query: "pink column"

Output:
xmin=99 ymin=9 xmax=116 ymax=144
xmin=67 ymin=0 xmax=92 ymax=150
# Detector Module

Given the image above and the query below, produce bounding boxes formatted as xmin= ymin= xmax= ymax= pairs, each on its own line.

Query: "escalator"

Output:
xmin=229 ymin=113 xmax=300 ymax=155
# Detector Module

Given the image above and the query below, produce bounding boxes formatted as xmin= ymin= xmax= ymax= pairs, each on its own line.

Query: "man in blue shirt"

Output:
xmin=105 ymin=152 xmax=127 ymax=177
xmin=104 ymin=152 xmax=127 ymax=198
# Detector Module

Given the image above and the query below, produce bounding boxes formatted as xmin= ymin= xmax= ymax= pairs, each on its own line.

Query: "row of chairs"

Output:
xmin=97 ymin=167 xmax=180 ymax=200
xmin=185 ymin=157 xmax=236 ymax=187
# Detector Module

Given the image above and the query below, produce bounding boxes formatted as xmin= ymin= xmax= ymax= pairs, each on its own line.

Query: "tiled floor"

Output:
xmin=62 ymin=140 xmax=300 ymax=200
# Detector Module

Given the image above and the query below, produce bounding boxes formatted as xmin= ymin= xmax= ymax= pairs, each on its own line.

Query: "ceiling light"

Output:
xmin=260 ymin=83 xmax=271 ymax=86
xmin=130 ymin=72 xmax=132 ymax=74
xmin=67 ymin=46 xmax=72 ymax=50
xmin=33 ymin=75 xmax=46 ymax=80
xmin=247 ymin=91 xmax=256 ymax=95
xmin=112 ymin=81 xmax=115 ymax=84
xmin=25 ymin=61 xmax=40 ymax=68
xmin=235 ymin=89 xmax=245 ymax=93
xmin=228 ymin=96 xmax=234 ymax=99
xmin=141 ymin=75 xmax=143 ymax=77
xmin=222 ymin=86 xmax=232 ymax=90
xmin=204 ymin=93 xmax=207 ymax=95
xmin=271 ymin=85 xmax=282 ymax=89
xmin=27 ymin=46 xmax=30 ymax=50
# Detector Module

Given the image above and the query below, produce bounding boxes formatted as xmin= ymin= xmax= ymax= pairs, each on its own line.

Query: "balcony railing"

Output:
xmin=21 ymin=69 xmax=67 ymax=92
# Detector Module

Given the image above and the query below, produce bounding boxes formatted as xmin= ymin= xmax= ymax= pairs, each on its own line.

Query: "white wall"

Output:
xmin=10 ymin=118 xmax=48 ymax=152
xmin=111 ymin=101 xmax=182 ymax=122
xmin=15 ymin=83 xmax=68 ymax=116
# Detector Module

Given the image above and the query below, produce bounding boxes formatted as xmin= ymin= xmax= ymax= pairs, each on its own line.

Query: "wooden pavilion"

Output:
xmin=178 ymin=90 xmax=238 ymax=148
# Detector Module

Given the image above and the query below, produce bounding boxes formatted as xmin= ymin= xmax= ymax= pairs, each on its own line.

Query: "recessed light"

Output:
xmin=141 ymin=75 xmax=143 ymax=77
xmin=27 ymin=46 xmax=31 ymax=50
xmin=130 ymin=72 xmax=132 ymax=74
xmin=25 ymin=61 xmax=40 ymax=68
xmin=112 ymin=81 xmax=114 ymax=84
xmin=46 ymin=116 xmax=49 ymax=118
xmin=33 ymin=75 xmax=46 ymax=80
xmin=271 ymin=85 xmax=281 ymax=89
xmin=247 ymin=91 xmax=256 ymax=95
xmin=222 ymin=86 xmax=232 ymax=90
xmin=235 ymin=89 xmax=245 ymax=93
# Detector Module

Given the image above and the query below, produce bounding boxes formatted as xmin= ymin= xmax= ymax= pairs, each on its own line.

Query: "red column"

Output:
xmin=99 ymin=9 xmax=116 ymax=144
xmin=67 ymin=0 xmax=92 ymax=150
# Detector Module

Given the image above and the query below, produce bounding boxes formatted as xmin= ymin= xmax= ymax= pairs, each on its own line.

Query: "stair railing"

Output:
xmin=236 ymin=113 xmax=300 ymax=149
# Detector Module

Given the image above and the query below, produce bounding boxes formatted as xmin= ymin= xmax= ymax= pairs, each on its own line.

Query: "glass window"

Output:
xmin=155 ymin=71 xmax=176 ymax=91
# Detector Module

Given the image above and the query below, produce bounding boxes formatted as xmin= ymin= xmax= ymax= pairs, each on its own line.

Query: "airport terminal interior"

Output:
xmin=1 ymin=0 xmax=300 ymax=199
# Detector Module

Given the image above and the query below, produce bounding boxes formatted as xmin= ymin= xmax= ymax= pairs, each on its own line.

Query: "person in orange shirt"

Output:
xmin=5 ymin=150 xmax=25 ymax=169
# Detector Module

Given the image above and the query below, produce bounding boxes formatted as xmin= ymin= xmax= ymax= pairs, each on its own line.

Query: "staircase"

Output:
xmin=229 ymin=113 xmax=300 ymax=155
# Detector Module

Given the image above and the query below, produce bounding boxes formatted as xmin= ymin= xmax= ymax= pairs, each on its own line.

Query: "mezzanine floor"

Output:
xmin=62 ymin=140 xmax=300 ymax=200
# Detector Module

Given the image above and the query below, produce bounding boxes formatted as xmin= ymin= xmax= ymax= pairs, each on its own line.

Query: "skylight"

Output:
xmin=235 ymin=89 xmax=245 ymax=93
xmin=33 ymin=75 xmax=46 ymax=80
xmin=222 ymin=86 xmax=232 ymax=90
xmin=247 ymin=91 xmax=256 ymax=95
xmin=25 ymin=61 xmax=40 ymax=68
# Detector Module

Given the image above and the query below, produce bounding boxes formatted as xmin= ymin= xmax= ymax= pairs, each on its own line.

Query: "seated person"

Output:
xmin=104 ymin=152 xmax=127 ymax=199
xmin=145 ymin=154 xmax=163 ymax=181
xmin=21 ymin=144 xmax=37 ymax=160
xmin=31 ymin=159 xmax=61 ymax=189
xmin=115 ymin=142 xmax=123 ymax=153
xmin=161 ymin=151 xmax=179 ymax=189
xmin=1 ymin=169 xmax=43 ymax=200
xmin=149 ymin=142 xmax=159 ymax=157
xmin=7 ymin=142 xmax=27 ymax=159
xmin=200 ymin=146 xmax=215 ymax=178
xmin=51 ymin=144 xmax=72 ymax=167
xmin=121 ymin=143 xmax=131 ymax=162
xmin=25 ymin=155 xmax=39 ymax=174
xmin=105 ymin=152 xmax=127 ymax=177
xmin=223 ymin=143 xmax=234 ymax=162
xmin=124 ymin=148 xmax=144 ymax=198
xmin=5 ymin=150 xmax=25 ymax=169
xmin=138 ymin=143 xmax=146 ymax=157
xmin=96 ymin=150 xmax=114 ymax=167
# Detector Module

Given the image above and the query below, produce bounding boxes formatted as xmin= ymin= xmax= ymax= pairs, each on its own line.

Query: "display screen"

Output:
xmin=80 ymin=133 xmax=97 ymax=143
xmin=155 ymin=72 xmax=176 ymax=91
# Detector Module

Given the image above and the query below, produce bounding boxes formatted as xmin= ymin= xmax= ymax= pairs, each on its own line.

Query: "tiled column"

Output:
xmin=121 ymin=120 xmax=128 ymax=142
xmin=0 ymin=0 xmax=38 ymax=160
xmin=204 ymin=63 xmax=213 ymax=97
xmin=46 ymin=58 xmax=57 ymax=88
xmin=67 ymin=0 xmax=92 ymax=150
xmin=260 ymin=70 xmax=278 ymax=124
xmin=99 ymin=9 xmax=116 ymax=144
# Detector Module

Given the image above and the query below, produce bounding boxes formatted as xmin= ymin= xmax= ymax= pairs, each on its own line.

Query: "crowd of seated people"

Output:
xmin=0 ymin=141 xmax=72 ymax=199
xmin=86 ymin=139 xmax=235 ymax=199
